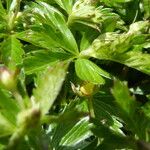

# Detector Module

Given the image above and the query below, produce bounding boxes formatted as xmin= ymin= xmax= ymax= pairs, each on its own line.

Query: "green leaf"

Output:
xmin=0 ymin=89 xmax=20 ymax=125
xmin=111 ymin=80 xmax=144 ymax=138
xmin=112 ymin=81 xmax=150 ymax=140
xmin=142 ymin=102 xmax=150 ymax=119
xmin=68 ymin=1 xmax=122 ymax=31
xmin=143 ymin=0 xmax=150 ymax=19
xmin=24 ymin=50 xmax=72 ymax=74
xmin=6 ymin=0 xmax=12 ymax=10
xmin=128 ymin=21 xmax=150 ymax=34
xmin=93 ymin=96 xmax=115 ymax=125
xmin=0 ymin=1 xmax=6 ymax=15
xmin=75 ymin=58 xmax=111 ymax=84
xmin=112 ymin=80 xmax=137 ymax=116
xmin=133 ymin=112 xmax=150 ymax=140
xmin=59 ymin=117 xmax=92 ymax=148
xmin=116 ymin=51 xmax=150 ymax=75
xmin=33 ymin=62 xmax=68 ymax=115
xmin=97 ymin=50 xmax=150 ymax=75
xmin=17 ymin=29 xmax=58 ymax=50
xmin=92 ymin=119 xmax=136 ymax=150
xmin=9 ymin=0 xmax=19 ymax=12
xmin=80 ymin=21 xmax=150 ymax=75
xmin=112 ymin=0 xmax=132 ymax=3
xmin=42 ymin=98 xmax=89 ymax=149
xmin=52 ymin=117 xmax=92 ymax=150
xmin=1 ymin=35 xmax=24 ymax=68
xmin=90 ymin=45 xmax=150 ymax=74
xmin=19 ymin=2 xmax=79 ymax=55
xmin=100 ymin=0 xmax=132 ymax=5
xmin=80 ymin=29 xmax=99 ymax=51
xmin=53 ymin=0 xmax=74 ymax=14
xmin=0 ymin=113 xmax=16 ymax=137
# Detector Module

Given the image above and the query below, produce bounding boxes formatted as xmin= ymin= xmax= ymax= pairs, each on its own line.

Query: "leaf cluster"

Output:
xmin=0 ymin=0 xmax=149 ymax=150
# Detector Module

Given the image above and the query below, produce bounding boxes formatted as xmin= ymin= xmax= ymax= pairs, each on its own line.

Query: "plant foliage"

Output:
xmin=0 ymin=0 xmax=149 ymax=149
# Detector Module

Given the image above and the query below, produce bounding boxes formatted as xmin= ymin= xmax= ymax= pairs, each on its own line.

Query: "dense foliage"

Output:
xmin=0 ymin=0 xmax=150 ymax=149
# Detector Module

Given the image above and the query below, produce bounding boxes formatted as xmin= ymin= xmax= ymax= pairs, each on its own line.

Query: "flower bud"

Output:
xmin=0 ymin=67 xmax=16 ymax=91
xmin=71 ymin=82 xmax=95 ymax=97
xmin=80 ymin=82 xmax=95 ymax=96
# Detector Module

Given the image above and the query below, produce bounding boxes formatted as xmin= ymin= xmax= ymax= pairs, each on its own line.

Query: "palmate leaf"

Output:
xmin=1 ymin=35 xmax=24 ymax=68
xmin=75 ymin=58 xmax=111 ymax=84
xmin=33 ymin=62 xmax=68 ymax=115
xmin=18 ymin=2 xmax=78 ymax=55
xmin=80 ymin=21 xmax=150 ymax=75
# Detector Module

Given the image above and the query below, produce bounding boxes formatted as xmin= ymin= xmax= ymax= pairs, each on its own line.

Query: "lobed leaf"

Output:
xmin=80 ymin=21 xmax=150 ymax=75
xmin=18 ymin=2 xmax=79 ymax=55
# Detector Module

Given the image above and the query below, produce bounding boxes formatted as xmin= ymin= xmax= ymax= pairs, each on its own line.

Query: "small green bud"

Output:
xmin=0 ymin=67 xmax=16 ymax=91
xmin=71 ymin=82 xmax=95 ymax=97
xmin=80 ymin=82 xmax=95 ymax=96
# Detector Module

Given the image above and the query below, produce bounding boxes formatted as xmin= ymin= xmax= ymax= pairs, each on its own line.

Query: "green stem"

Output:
xmin=87 ymin=96 xmax=95 ymax=118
